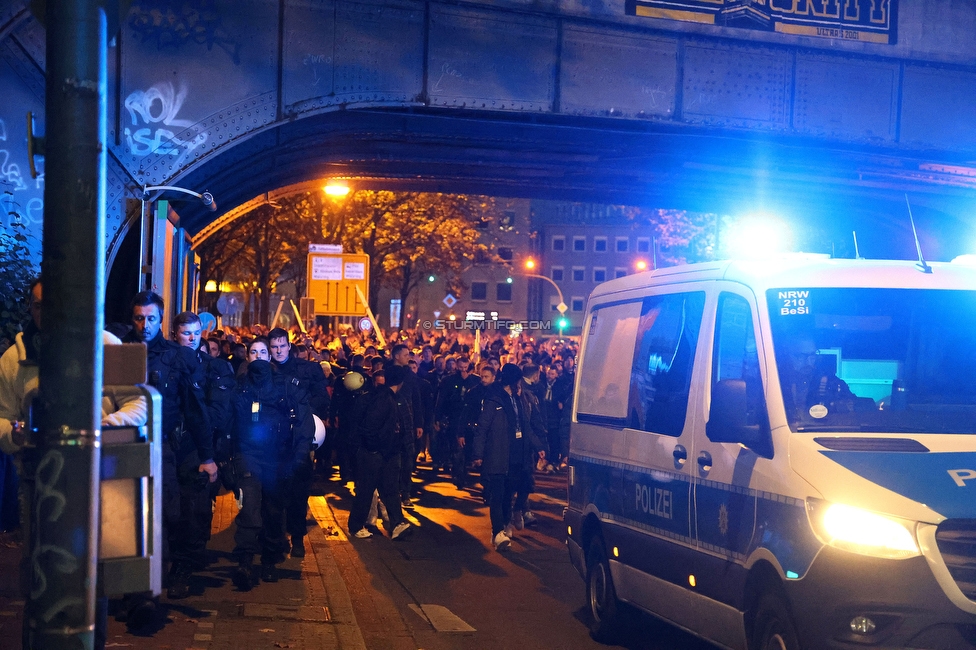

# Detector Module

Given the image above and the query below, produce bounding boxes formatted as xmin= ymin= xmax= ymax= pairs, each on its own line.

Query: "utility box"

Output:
xmin=98 ymin=344 xmax=163 ymax=597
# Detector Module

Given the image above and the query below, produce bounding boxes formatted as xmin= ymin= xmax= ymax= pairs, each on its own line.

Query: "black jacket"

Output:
xmin=397 ymin=366 xmax=424 ymax=431
xmin=273 ymin=356 xmax=331 ymax=419
xmin=435 ymin=372 xmax=481 ymax=438
xmin=221 ymin=363 xmax=314 ymax=477
xmin=472 ymin=385 xmax=543 ymax=475
xmin=125 ymin=331 xmax=212 ymax=461
xmin=351 ymin=385 xmax=407 ymax=459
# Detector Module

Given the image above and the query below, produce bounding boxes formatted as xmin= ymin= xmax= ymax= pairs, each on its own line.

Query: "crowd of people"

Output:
xmin=0 ymin=281 xmax=579 ymax=632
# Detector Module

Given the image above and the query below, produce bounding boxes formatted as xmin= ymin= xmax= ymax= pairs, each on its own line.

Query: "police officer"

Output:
xmin=173 ymin=311 xmax=236 ymax=548
xmin=123 ymin=292 xmax=215 ymax=599
xmin=267 ymin=327 xmax=330 ymax=558
xmin=434 ymin=357 xmax=480 ymax=484
xmin=224 ymin=338 xmax=313 ymax=590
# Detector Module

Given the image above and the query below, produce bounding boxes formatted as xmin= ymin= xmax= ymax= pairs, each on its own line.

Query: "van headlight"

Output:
xmin=807 ymin=499 xmax=920 ymax=560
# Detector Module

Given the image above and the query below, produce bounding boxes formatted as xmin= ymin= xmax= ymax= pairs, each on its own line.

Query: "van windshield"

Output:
xmin=767 ymin=288 xmax=976 ymax=434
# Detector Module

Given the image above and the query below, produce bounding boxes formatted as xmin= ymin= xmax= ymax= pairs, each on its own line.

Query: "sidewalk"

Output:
xmin=0 ymin=491 xmax=367 ymax=650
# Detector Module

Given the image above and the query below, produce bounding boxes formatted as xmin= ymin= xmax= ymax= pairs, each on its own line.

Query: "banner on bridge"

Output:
xmin=626 ymin=0 xmax=896 ymax=45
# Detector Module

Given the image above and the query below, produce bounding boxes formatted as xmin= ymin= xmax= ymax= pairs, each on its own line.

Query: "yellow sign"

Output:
xmin=306 ymin=253 xmax=370 ymax=316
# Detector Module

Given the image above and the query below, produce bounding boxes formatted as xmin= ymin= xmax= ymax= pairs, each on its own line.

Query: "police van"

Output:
xmin=564 ymin=255 xmax=976 ymax=650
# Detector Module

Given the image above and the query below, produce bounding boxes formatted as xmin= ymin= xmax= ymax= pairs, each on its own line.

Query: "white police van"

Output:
xmin=564 ymin=255 xmax=976 ymax=650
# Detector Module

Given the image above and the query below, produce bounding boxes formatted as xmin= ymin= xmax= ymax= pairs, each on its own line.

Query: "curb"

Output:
xmin=307 ymin=497 xmax=367 ymax=650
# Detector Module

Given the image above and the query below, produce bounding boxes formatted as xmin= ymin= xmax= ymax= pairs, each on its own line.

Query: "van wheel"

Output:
xmin=586 ymin=538 xmax=622 ymax=642
xmin=752 ymin=591 xmax=800 ymax=650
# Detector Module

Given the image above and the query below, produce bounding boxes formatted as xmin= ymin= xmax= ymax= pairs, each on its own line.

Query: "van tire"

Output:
xmin=752 ymin=591 xmax=800 ymax=650
xmin=585 ymin=538 xmax=622 ymax=642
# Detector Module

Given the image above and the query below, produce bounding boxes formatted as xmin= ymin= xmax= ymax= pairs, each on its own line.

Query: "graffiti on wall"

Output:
xmin=128 ymin=1 xmax=242 ymax=64
xmin=0 ymin=118 xmax=44 ymax=229
xmin=123 ymin=82 xmax=208 ymax=169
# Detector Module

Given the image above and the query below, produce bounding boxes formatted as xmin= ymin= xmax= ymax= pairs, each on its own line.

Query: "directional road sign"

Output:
xmin=306 ymin=253 xmax=370 ymax=316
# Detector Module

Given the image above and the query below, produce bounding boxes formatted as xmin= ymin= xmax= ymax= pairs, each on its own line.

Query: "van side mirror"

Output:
xmin=707 ymin=379 xmax=772 ymax=458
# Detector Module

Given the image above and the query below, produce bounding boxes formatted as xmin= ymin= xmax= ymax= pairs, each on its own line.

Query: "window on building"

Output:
xmin=573 ymin=237 xmax=586 ymax=252
xmin=497 ymin=247 xmax=513 ymax=262
xmin=551 ymin=266 xmax=564 ymax=282
xmin=471 ymin=282 xmax=487 ymax=301
xmin=475 ymin=249 xmax=492 ymax=264
xmin=593 ymin=268 xmax=606 ymax=283
xmin=637 ymin=237 xmax=651 ymax=253
xmin=594 ymin=237 xmax=607 ymax=252
xmin=476 ymin=218 xmax=490 ymax=231
xmin=499 ymin=211 xmax=516 ymax=231
xmin=572 ymin=267 xmax=585 ymax=282
xmin=571 ymin=297 xmax=584 ymax=312
xmin=496 ymin=282 xmax=512 ymax=302
xmin=550 ymin=297 xmax=561 ymax=312
xmin=615 ymin=267 xmax=627 ymax=279
xmin=552 ymin=236 xmax=565 ymax=252
xmin=615 ymin=237 xmax=629 ymax=252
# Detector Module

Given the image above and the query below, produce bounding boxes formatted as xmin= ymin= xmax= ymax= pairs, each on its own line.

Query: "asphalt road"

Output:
xmin=318 ymin=464 xmax=719 ymax=650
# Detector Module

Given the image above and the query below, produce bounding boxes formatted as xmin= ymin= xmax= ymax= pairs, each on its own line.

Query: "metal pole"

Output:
xmin=31 ymin=1 xmax=106 ymax=648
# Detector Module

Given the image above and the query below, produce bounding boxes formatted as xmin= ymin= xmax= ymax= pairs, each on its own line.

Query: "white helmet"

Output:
xmin=312 ymin=415 xmax=326 ymax=449
xmin=342 ymin=370 xmax=365 ymax=391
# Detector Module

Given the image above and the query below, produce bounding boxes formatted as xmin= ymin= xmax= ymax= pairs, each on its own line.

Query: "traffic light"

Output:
xmin=427 ymin=274 xmax=436 ymax=283
xmin=557 ymin=316 xmax=570 ymax=333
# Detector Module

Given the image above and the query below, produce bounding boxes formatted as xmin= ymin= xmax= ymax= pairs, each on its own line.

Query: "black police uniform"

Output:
xmin=223 ymin=361 xmax=313 ymax=574
xmin=122 ymin=330 xmax=213 ymax=582
xmin=271 ymin=355 xmax=330 ymax=554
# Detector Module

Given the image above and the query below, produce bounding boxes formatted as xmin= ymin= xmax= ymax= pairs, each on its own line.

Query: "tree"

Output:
xmin=318 ymin=191 xmax=490 ymax=314
xmin=197 ymin=190 xmax=494 ymax=325
xmin=0 ymin=191 xmax=39 ymax=347
xmin=198 ymin=195 xmax=320 ymax=325
xmin=623 ymin=207 xmax=718 ymax=266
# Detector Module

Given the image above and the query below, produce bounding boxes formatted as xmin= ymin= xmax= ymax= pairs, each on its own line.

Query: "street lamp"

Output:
xmin=140 ymin=184 xmax=218 ymax=304
xmin=143 ymin=185 xmax=217 ymax=211
xmin=522 ymin=259 xmax=567 ymax=316
xmin=324 ymin=179 xmax=350 ymax=198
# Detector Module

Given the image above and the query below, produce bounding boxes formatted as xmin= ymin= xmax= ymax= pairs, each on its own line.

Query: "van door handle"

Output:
xmin=672 ymin=445 xmax=687 ymax=469
xmin=697 ymin=451 xmax=713 ymax=473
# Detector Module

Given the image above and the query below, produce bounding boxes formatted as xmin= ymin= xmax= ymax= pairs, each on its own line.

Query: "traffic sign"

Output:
xmin=443 ymin=293 xmax=457 ymax=308
xmin=556 ymin=301 xmax=568 ymax=314
xmin=198 ymin=312 xmax=217 ymax=333
xmin=358 ymin=317 xmax=372 ymax=332
xmin=306 ymin=253 xmax=370 ymax=316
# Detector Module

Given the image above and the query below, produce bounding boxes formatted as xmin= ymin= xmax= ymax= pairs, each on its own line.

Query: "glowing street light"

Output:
xmin=521 ymin=259 xmax=567 ymax=315
xmin=635 ymin=260 xmax=648 ymax=272
xmin=324 ymin=179 xmax=350 ymax=198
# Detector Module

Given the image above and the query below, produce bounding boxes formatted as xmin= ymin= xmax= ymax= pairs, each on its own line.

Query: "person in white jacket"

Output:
xmin=0 ymin=279 xmax=146 ymax=458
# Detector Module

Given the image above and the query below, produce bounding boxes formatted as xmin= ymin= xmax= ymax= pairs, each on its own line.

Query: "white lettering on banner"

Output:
xmin=948 ymin=469 xmax=976 ymax=487
xmin=123 ymin=82 xmax=208 ymax=167
xmin=636 ymin=484 xmax=673 ymax=519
